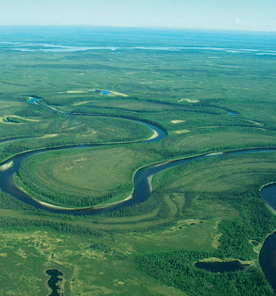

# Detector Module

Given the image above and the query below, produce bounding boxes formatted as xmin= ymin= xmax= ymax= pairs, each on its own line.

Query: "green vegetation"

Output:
xmin=15 ymin=145 xmax=159 ymax=207
xmin=136 ymin=251 xmax=274 ymax=296
xmin=0 ymin=28 xmax=276 ymax=295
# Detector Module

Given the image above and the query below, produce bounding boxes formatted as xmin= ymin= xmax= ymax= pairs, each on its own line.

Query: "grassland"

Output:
xmin=0 ymin=27 xmax=276 ymax=295
xmin=15 ymin=145 xmax=160 ymax=207
xmin=152 ymin=153 xmax=276 ymax=193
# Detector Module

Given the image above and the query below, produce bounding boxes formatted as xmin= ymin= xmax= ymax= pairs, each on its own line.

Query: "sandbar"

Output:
xmin=174 ymin=129 xmax=191 ymax=134
xmin=171 ymin=120 xmax=185 ymax=124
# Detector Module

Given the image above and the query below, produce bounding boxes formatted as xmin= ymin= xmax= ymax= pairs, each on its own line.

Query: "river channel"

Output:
xmin=259 ymin=184 xmax=276 ymax=291
xmin=1 ymin=97 xmax=276 ymax=291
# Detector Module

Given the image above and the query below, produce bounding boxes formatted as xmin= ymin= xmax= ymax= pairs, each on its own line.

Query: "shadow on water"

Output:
xmin=46 ymin=269 xmax=63 ymax=296
xmin=194 ymin=260 xmax=248 ymax=273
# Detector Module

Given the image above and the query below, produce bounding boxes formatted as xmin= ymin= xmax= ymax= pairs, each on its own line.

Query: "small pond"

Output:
xmin=46 ymin=269 xmax=63 ymax=296
xmin=195 ymin=260 xmax=248 ymax=273
xmin=100 ymin=90 xmax=111 ymax=96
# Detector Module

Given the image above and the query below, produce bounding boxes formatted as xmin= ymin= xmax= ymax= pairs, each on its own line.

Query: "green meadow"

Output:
xmin=0 ymin=28 xmax=276 ymax=295
xmin=15 ymin=145 xmax=160 ymax=207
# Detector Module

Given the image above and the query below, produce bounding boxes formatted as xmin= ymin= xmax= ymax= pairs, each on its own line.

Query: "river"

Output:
xmin=260 ymin=184 xmax=276 ymax=291
xmin=1 ymin=96 xmax=276 ymax=290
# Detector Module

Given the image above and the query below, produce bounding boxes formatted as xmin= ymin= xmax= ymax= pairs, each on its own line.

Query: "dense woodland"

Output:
xmin=136 ymin=251 xmax=274 ymax=296
xmin=135 ymin=192 xmax=276 ymax=295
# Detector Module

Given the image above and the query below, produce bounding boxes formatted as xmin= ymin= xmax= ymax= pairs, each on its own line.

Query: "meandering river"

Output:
xmin=1 ymin=96 xmax=276 ymax=290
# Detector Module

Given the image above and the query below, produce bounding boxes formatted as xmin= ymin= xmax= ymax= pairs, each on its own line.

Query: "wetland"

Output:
xmin=0 ymin=26 xmax=276 ymax=295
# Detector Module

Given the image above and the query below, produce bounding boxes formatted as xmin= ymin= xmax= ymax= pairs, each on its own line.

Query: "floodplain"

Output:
xmin=0 ymin=27 xmax=276 ymax=295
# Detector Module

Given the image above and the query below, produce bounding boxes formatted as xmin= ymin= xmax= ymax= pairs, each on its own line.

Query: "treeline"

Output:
xmin=17 ymin=101 xmax=58 ymax=119
xmin=149 ymin=141 xmax=276 ymax=163
xmin=15 ymin=108 xmax=40 ymax=117
xmin=34 ymin=94 xmax=243 ymax=119
xmin=71 ymin=107 xmax=167 ymax=133
xmin=68 ymin=96 xmax=276 ymax=133
xmin=216 ymin=196 xmax=276 ymax=260
xmin=0 ymin=191 xmax=33 ymax=211
xmin=133 ymin=189 xmax=276 ymax=294
xmin=0 ymin=142 xmax=31 ymax=161
xmin=0 ymin=191 xmax=107 ymax=236
xmin=71 ymin=96 xmax=227 ymax=116
xmin=0 ymin=215 xmax=105 ymax=236
xmin=135 ymin=250 xmax=274 ymax=296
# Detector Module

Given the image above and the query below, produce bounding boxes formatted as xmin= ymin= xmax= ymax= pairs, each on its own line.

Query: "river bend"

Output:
xmin=1 ymin=97 xmax=276 ymax=290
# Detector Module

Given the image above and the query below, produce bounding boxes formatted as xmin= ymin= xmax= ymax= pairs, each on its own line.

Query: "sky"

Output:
xmin=0 ymin=0 xmax=276 ymax=32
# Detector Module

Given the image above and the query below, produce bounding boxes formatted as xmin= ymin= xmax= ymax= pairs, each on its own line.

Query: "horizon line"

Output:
xmin=0 ymin=25 xmax=275 ymax=34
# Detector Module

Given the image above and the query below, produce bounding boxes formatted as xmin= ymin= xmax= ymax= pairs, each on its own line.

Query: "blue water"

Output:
xmin=27 ymin=97 xmax=39 ymax=105
xmin=101 ymin=90 xmax=111 ymax=96
xmin=261 ymin=184 xmax=276 ymax=211
xmin=7 ymin=44 xmax=276 ymax=55
xmin=0 ymin=27 xmax=275 ymax=54
xmin=195 ymin=261 xmax=246 ymax=273
xmin=46 ymin=269 xmax=63 ymax=296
